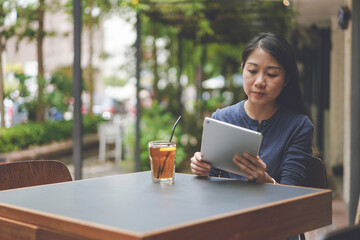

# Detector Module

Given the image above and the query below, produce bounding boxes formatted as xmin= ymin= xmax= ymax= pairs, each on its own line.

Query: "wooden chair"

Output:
xmin=0 ymin=160 xmax=73 ymax=191
xmin=303 ymin=155 xmax=328 ymax=189
xmin=321 ymin=224 xmax=360 ymax=240
xmin=0 ymin=160 xmax=76 ymax=239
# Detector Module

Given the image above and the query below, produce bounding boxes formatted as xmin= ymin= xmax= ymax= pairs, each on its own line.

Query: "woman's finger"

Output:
xmin=233 ymin=154 xmax=257 ymax=172
xmin=190 ymin=152 xmax=211 ymax=176
xmin=194 ymin=152 xmax=203 ymax=161
xmin=191 ymin=156 xmax=210 ymax=170
xmin=190 ymin=162 xmax=209 ymax=176
xmin=233 ymin=155 xmax=257 ymax=176
xmin=190 ymin=159 xmax=210 ymax=171
xmin=234 ymin=160 xmax=256 ymax=181
xmin=233 ymin=154 xmax=267 ymax=181
xmin=243 ymin=153 xmax=266 ymax=170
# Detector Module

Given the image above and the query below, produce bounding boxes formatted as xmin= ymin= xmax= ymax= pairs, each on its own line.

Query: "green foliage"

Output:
xmin=14 ymin=73 xmax=31 ymax=97
xmin=0 ymin=115 xmax=104 ymax=153
xmin=64 ymin=0 xmax=119 ymax=28
xmin=4 ymin=73 xmax=31 ymax=98
xmin=103 ymin=75 xmax=127 ymax=87
xmin=41 ymin=120 xmax=73 ymax=143
xmin=0 ymin=1 xmax=19 ymax=40
xmin=48 ymin=66 xmax=74 ymax=112
xmin=15 ymin=0 xmax=56 ymax=42
xmin=83 ymin=115 xmax=104 ymax=134
xmin=81 ymin=0 xmax=114 ymax=28
xmin=0 ymin=123 xmax=44 ymax=152
xmin=50 ymin=67 xmax=73 ymax=96
xmin=24 ymin=99 xmax=37 ymax=122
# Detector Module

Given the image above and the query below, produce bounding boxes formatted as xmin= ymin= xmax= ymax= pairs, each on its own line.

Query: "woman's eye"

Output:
xmin=267 ymin=74 xmax=277 ymax=78
xmin=248 ymin=70 xmax=256 ymax=74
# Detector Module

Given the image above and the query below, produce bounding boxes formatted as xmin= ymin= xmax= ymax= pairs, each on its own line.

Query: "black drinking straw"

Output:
xmin=157 ymin=116 xmax=182 ymax=179
xmin=169 ymin=116 xmax=182 ymax=142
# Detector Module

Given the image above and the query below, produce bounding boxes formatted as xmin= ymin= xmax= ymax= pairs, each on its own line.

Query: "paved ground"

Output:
xmin=305 ymin=196 xmax=349 ymax=240
xmin=64 ymin=149 xmax=350 ymax=240
xmin=58 ymin=146 xmax=131 ymax=179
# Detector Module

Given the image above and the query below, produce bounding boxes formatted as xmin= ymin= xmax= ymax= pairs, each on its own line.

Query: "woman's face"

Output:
xmin=242 ymin=47 xmax=286 ymax=108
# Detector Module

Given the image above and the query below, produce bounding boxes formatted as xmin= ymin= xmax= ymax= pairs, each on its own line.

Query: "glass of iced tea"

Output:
xmin=148 ymin=140 xmax=176 ymax=184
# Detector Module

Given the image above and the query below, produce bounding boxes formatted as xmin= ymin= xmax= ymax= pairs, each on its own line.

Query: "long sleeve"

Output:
xmin=279 ymin=117 xmax=313 ymax=185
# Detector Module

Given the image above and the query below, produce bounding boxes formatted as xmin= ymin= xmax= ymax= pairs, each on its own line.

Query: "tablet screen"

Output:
xmin=200 ymin=117 xmax=263 ymax=176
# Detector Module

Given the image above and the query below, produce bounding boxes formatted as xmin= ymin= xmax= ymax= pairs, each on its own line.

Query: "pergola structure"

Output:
xmin=141 ymin=0 xmax=293 ymax=43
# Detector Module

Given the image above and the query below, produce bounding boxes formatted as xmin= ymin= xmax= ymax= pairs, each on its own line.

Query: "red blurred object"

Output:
xmin=81 ymin=106 xmax=87 ymax=114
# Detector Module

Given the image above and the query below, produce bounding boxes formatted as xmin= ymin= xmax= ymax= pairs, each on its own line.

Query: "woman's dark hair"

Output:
xmin=241 ymin=32 xmax=308 ymax=116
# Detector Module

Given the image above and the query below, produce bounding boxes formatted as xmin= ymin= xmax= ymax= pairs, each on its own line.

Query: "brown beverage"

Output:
xmin=148 ymin=141 xmax=176 ymax=183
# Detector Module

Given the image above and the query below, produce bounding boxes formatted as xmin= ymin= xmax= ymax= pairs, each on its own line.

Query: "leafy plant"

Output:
xmin=47 ymin=66 xmax=74 ymax=113
xmin=0 ymin=115 xmax=104 ymax=153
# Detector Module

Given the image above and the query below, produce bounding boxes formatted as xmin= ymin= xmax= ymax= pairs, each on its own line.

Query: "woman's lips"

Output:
xmin=253 ymin=91 xmax=265 ymax=96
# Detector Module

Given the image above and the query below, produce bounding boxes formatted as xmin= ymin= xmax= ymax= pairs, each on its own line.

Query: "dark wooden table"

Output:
xmin=0 ymin=171 xmax=332 ymax=240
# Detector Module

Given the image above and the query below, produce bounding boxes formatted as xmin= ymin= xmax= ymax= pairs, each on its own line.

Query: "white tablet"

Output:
xmin=200 ymin=117 xmax=263 ymax=176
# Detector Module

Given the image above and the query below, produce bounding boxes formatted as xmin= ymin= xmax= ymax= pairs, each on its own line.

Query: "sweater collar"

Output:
xmin=240 ymin=100 xmax=283 ymax=127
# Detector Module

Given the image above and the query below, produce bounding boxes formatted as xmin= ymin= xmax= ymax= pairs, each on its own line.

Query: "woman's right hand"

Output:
xmin=190 ymin=152 xmax=211 ymax=176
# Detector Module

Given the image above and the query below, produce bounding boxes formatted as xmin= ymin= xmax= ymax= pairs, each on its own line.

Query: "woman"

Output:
xmin=190 ymin=32 xmax=313 ymax=186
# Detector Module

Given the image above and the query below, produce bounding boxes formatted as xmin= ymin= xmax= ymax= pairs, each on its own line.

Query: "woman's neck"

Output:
xmin=244 ymin=100 xmax=279 ymax=123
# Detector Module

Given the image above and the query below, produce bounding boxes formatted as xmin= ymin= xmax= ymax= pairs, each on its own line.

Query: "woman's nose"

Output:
xmin=254 ymin=74 xmax=266 ymax=88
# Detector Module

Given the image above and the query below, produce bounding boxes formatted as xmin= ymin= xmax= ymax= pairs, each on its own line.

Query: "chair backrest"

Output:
xmin=303 ymin=156 xmax=328 ymax=189
xmin=321 ymin=224 xmax=360 ymax=240
xmin=0 ymin=160 xmax=73 ymax=191
xmin=98 ymin=122 xmax=121 ymax=141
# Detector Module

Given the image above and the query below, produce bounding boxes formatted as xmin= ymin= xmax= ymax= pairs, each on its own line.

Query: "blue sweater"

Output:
xmin=209 ymin=100 xmax=314 ymax=186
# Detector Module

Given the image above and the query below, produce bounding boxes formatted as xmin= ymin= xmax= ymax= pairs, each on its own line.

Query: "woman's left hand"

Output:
xmin=233 ymin=153 xmax=273 ymax=183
